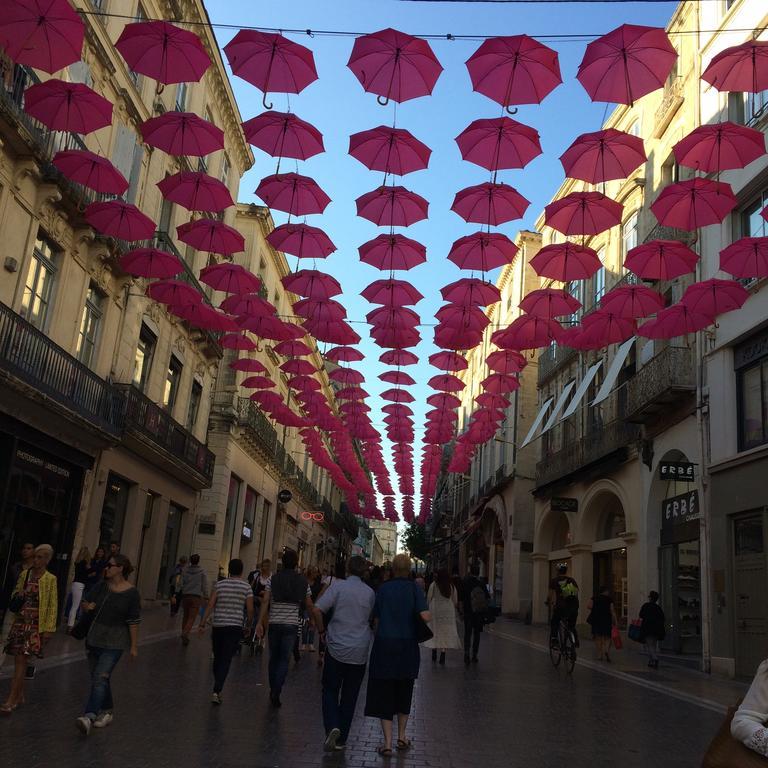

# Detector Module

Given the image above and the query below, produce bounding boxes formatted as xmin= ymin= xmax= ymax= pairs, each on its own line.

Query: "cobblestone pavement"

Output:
xmin=1 ymin=621 xmax=727 ymax=768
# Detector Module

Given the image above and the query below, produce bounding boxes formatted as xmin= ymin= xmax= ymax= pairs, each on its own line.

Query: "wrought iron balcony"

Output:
xmin=653 ymin=76 xmax=684 ymax=137
xmin=0 ymin=301 xmax=124 ymax=438
xmin=642 ymin=221 xmax=696 ymax=246
xmin=538 ymin=343 xmax=578 ymax=384
xmin=114 ymin=384 xmax=214 ymax=488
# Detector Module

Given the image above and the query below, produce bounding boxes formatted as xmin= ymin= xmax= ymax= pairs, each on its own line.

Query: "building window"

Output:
xmin=128 ymin=4 xmax=146 ymax=87
xmin=186 ymin=379 xmax=203 ymax=430
xmin=175 ymin=81 xmax=188 ymax=112
xmin=91 ymin=0 xmax=105 ymax=9
xmin=727 ymin=90 xmax=768 ymax=127
xmin=738 ymin=359 xmax=768 ymax=451
xmin=221 ymin=474 xmax=242 ymax=564
xmin=740 ymin=187 xmax=768 ymax=239
xmin=592 ymin=247 xmax=606 ymax=308
xmin=220 ymin=154 xmax=230 ymax=186
xmin=163 ymin=355 xmax=183 ymax=411
xmin=133 ymin=323 xmax=156 ymax=391
xmin=21 ymin=235 xmax=58 ymax=330
xmin=661 ymin=153 xmax=680 ymax=187
xmin=76 ymin=282 xmax=104 ymax=367
xmin=627 ymin=119 xmax=641 ymax=137
xmin=242 ymin=486 xmax=258 ymax=543
xmin=622 ymin=213 xmax=638 ymax=260
xmin=567 ymin=280 xmax=583 ymax=323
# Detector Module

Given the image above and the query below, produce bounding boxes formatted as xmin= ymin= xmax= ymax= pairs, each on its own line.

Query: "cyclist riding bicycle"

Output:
xmin=547 ymin=564 xmax=579 ymax=647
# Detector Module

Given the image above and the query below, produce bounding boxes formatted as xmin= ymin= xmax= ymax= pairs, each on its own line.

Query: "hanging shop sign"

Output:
xmin=659 ymin=461 xmax=695 ymax=481
xmin=662 ymin=490 xmax=700 ymax=529
xmin=277 ymin=489 xmax=292 ymax=504
xmin=551 ymin=497 xmax=578 ymax=513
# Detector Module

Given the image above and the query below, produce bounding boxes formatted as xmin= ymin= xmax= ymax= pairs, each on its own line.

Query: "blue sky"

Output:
xmin=210 ymin=0 xmax=674 ymax=517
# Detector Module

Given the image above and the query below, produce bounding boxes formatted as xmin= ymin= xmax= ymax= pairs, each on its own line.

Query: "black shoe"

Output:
xmin=431 ymin=649 xmax=437 ymax=662
xmin=464 ymin=655 xmax=470 ymax=666
xmin=270 ymin=690 xmax=282 ymax=708
xmin=439 ymin=652 xmax=446 ymax=665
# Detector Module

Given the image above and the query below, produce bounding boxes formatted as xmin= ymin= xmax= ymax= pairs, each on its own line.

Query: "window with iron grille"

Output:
xmin=76 ymin=282 xmax=105 ymax=367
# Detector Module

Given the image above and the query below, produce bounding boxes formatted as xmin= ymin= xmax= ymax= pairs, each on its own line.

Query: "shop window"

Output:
xmin=163 ymin=355 xmax=183 ymax=411
xmin=186 ymin=379 xmax=203 ymax=431
xmin=21 ymin=235 xmax=58 ymax=330
xmin=99 ymin=473 xmax=130 ymax=547
xmin=133 ymin=323 xmax=156 ymax=391
xmin=551 ymin=513 xmax=571 ymax=550
xmin=76 ymin=282 xmax=105 ymax=367
xmin=600 ymin=509 xmax=626 ymax=540
xmin=737 ymin=359 xmax=768 ymax=450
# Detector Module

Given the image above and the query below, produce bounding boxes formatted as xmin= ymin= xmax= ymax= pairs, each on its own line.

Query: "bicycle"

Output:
xmin=549 ymin=619 xmax=577 ymax=673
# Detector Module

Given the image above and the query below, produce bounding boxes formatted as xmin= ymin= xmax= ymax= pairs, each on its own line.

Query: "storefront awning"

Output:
xmin=541 ymin=379 xmax=577 ymax=434
xmin=591 ymin=337 xmax=635 ymax=405
xmin=560 ymin=360 xmax=603 ymax=421
xmin=520 ymin=395 xmax=554 ymax=449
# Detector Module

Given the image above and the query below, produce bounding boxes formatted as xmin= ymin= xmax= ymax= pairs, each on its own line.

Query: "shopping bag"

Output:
xmin=628 ymin=619 xmax=643 ymax=642
xmin=611 ymin=625 xmax=623 ymax=650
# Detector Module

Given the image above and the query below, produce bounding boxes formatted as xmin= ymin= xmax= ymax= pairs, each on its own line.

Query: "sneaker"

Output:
xmin=76 ymin=716 xmax=92 ymax=736
xmin=324 ymin=727 xmax=341 ymax=752
xmin=92 ymin=712 xmax=113 ymax=728
xmin=211 ymin=692 xmax=222 ymax=705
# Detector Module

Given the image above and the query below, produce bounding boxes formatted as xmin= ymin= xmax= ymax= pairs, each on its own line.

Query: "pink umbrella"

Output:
xmin=448 ymin=232 xmax=518 ymax=272
xmin=255 ymin=173 xmax=331 ymax=217
xmin=762 ymin=205 xmax=768 ymax=223
xmin=221 ymin=333 xmax=257 ymax=351
xmin=280 ymin=321 xmax=308 ymax=341
xmin=242 ymin=111 xmax=324 ymax=160
xmin=520 ymin=288 xmax=581 ymax=318
xmin=530 ymin=242 xmax=602 ymax=281
xmin=294 ymin=298 xmax=347 ymax=322
xmin=288 ymin=375 xmax=321 ymax=392
xmin=158 ymin=172 xmax=234 ymax=212
xmin=349 ymin=126 xmax=431 ymax=175
xmin=381 ymin=388 xmax=415 ymax=404
xmin=141 ymin=112 xmax=224 ymax=157
xmin=359 ymin=234 xmax=427 ymax=270
xmin=435 ymin=305 xmax=490 ymax=332
xmin=367 ymin=306 xmax=420 ymax=329
xmin=326 ymin=346 xmax=364 ymax=363
xmin=177 ymin=219 xmax=245 ymax=256
xmin=250 ymin=391 xmax=285 ymax=408
xmin=267 ymin=223 xmax=336 ymax=259
xmin=638 ymin=303 xmax=714 ymax=339
xmin=362 ymin=279 xmax=423 ymax=306
xmin=545 ymin=192 xmax=623 ymax=236
xmin=304 ymin=318 xmax=361 ymax=345
xmin=230 ymin=358 xmax=269 ymax=373
xmin=682 ymin=278 xmax=749 ymax=317
xmin=119 ymin=248 xmax=183 ymax=279
xmin=372 ymin=326 xmax=421 ymax=349
xmin=280 ymin=359 xmax=316 ymax=375
xmin=329 ymin=368 xmax=364 ymax=386
xmin=52 ymin=150 xmax=128 ymax=195
xmin=147 ymin=279 xmax=201 ymax=307
xmin=433 ymin=325 xmax=483 ymax=351
xmin=380 ymin=349 xmax=418 ymax=366
xmin=282 ymin=270 xmax=342 ymax=300
xmin=0 ymin=0 xmax=83 ymax=74
xmin=476 ymin=392 xmax=510 ymax=409
xmin=428 ymin=351 xmax=468 ymax=372
xmin=221 ymin=293 xmax=275 ymax=317
xmin=451 ymin=183 xmax=530 ymax=226
xmin=428 ymin=374 xmax=465 ymax=393
xmin=224 ymin=31 xmax=318 ymax=108
xmin=560 ymin=128 xmax=646 ymax=184
xmin=466 ymin=35 xmax=562 ymax=107
xmin=720 ymin=237 xmax=768 ymax=279
xmin=176 ymin=304 xmax=238 ymax=332
xmin=493 ymin=315 xmax=563 ymax=350
xmin=240 ymin=314 xmax=294 ymax=341
xmin=600 ymin=284 xmax=665 ymax=318
xmin=116 ymin=21 xmax=211 ymax=84
xmin=356 ymin=186 xmax=429 ymax=227
xmin=274 ymin=340 xmax=313 ymax=357
xmin=85 ymin=201 xmax=156 ymax=241
xmin=441 ymin=278 xmax=501 ymax=307
xmin=486 ymin=349 xmax=527 ymax=374
xmin=481 ymin=373 xmax=520 ymax=395
xmin=650 ymin=178 xmax=737 ymax=230
xmin=199 ymin=263 xmax=261 ymax=295
xmin=702 ymin=40 xmax=768 ymax=93
xmin=347 ymin=28 xmax=443 ymax=105
xmin=577 ymin=24 xmax=677 ymax=105
xmin=336 ymin=387 xmax=369 ymax=401
xmin=580 ymin=310 xmax=636 ymax=347
xmin=379 ymin=371 xmax=416 ymax=386
xmin=456 ymin=117 xmax=542 ymax=171
xmin=625 ymin=240 xmax=699 ymax=280
xmin=24 ymin=79 xmax=112 ymax=134
xmin=427 ymin=393 xmax=461 ymax=409
xmin=241 ymin=375 xmax=275 ymax=390
xmin=673 ymin=122 xmax=766 ymax=173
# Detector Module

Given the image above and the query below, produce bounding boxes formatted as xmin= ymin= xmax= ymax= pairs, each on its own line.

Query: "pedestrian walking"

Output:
xmin=256 ymin=549 xmax=313 ymax=707
xmin=1 ymin=544 xmax=57 ymax=715
xmin=66 ymin=547 xmax=91 ymax=632
xmin=425 ymin=568 xmax=462 ymax=665
xmin=639 ymin=590 xmax=666 ymax=669
xmin=75 ymin=554 xmax=140 ymax=735
xmin=168 ymin=556 xmax=187 ymax=616
xmin=198 ymin=558 xmax=253 ymax=705
xmin=301 ymin=565 xmax=321 ymax=651
xmin=0 ymin=541 xmax=35 ymax=670
xmin=180 ymin=554 xmax=209 ymax=646
xmin=89 ymin=547 xmax=109 ymax=586
xmin=461 ymin=564 xmax=486 ymax=665
xmin=364 ymin=553 xmax=430 ymax=757
xmin=317 ymin=566 xmax=343 ymax=667
xmin=587 ymin=586 xmax=617 ymax=662
xmin=108 ymin=541 xmax=120 ymax=559
xmin=313 ymin=556 xmax=375 ymax=753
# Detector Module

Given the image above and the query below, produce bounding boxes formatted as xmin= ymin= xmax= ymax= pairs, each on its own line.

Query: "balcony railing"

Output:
xmin=642 ymin=221 xmax=695 ymax=246
xmin=0 ymin=302 xmax=124 ymax=437
xmin=625 ymin=346 xmax=695 ymax=423
xmin=538 ymin=343 xmax=578 ymax=383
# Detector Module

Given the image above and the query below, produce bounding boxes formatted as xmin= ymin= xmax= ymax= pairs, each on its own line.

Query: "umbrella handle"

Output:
xmin=505 ymin=106 xmax=518 ymax=115
xmin=262 ymin=92 xmax=273 ymax=110
xmin=377 ymin=94 xmax=391 ymax=107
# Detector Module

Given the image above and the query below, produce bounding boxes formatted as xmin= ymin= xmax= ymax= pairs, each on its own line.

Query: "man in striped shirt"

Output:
xmin=199 ymin=558 xmax=253 ymax=705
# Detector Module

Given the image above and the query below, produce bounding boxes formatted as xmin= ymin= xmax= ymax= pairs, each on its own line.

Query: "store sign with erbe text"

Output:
xmin=662 ymin=490 xmax=700 ymax=528
xmin=659 ymin=461 xmax=695 ymax=481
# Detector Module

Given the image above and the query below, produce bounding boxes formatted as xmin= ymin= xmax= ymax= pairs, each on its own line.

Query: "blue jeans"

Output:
xmin=268 ymin=624 xmax=298 ymax=695
xmin=84 ymin=646 xmax=123 ymax=718
xmin=322 ymin=651 xmax=366 ymax=744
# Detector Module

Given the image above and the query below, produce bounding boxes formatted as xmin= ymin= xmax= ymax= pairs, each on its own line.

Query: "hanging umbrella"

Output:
xmin=242 ymin=111 xmax=324 ymax=160
xmin=367 ymin=306 xmax=420 ymax=329
xmin=493 ymin=315 xmax=563 ymax=350
xmin=544 ymin=191 xmax=623 ymax=236
xmin=379 ymin=349 xmax=418 ymax=366
xmin=428 ymin=374 xmax=465 ymax=393
xmin=577 ymin=24 xmax=677 ymax=105
xmin=720 ymin=237 xmax=768 ymax=279
xmin=282 ymin=270 xmax=342 ymax=300
xmin=280 ymin=320 xmax=308 ymax=340
xmin=240 ymin=374 xmax=275 ymax=390
xmin=141 ymin=112 xmax=224 ymax=157
xmin=177 ymin=219 xmax=245 ymax=256
xmin=356 ymin=186 xmax=429 ymax=227
xmin=294 ymin=298 xmax=347 ymax=322
xmin=288 ymin=375 xmax=321 ymax=392
xmin=119 ymin=248 xmax=183 ymax=279
xmin=359 ymin=234 xmax=427 ymax=270
xmin=476 ymin=392 xmax=510 ymax=409
xmin=580 ymin=310 xmax=636 ymax=346
xmin=116 ymin=21 xmax=211 ymax=84
xmin=255 ymin=172 xmax=331 ymax=216
xmin=440 ymin=278 xmax=501 ymax=307
xmin=326 ymin=346 xmax=364 ymax=363
xmin=52 ymin=150 xmax=128 ymax=195
xmin=638 ymin=303 xmax=714 ymax=339
xmin=336 ymin=387 xmax=369 ymax=401
xmin=380 ymin=388 xmax=416 ymax=404
xmin=435 ymin=305 xmax=490 ymax=332
xmin=362 ymin=279 xmax=423 ymax=306
xmin=372 ymin=325 xmax=421 ymax=349
xmin=625 ymin=240 xmax=699 ymax=280
xmin=673 ymin=122 xmax=766 ymax=173
xmin=530 ymin=242 xmax=602 ymax=281
xmin=520 ymin=288 xmax=581 ymax=318
xmin=240 ymin=314 xmax=294 ymax=341
xmin=24 ymin=79 xmax=112 ymax=134
xmin=486 ymin=349 xmax=527 ymax=374
xmin=0 ymin=0 xmax=84 ymax=74
xmin=347 ymin=27 xmax=443 ymax=105
xmin=158 ymin=172 xmax=234 ymax=212
xmin=455 ymin=117 xmax=542 ymax=171
xmin=329 ymin=368 xmax=365 ymax=385
xmin=274 ymin=340 xmax=313 ymax=357
xmin=448 ymin=232 xmax=518 ymax=272
xmin=560 ymin=128 xmax=646 ymax=184
xmin=267 ymin=223 xmax=336 ymax=259
xmin=224 ymin=30 xmax=317 ymax=107
xmin=481 ymin=373 xmax=520 ymax=394
xmin=465 ymin=35 xmax=562 ymax=107
xmin=433 ymin=325 xmax=483 ymax=351
xmin=701 ymin=40 xmax=768 ymax=93
xmin=147 ymin=279 xmax=202 ymax=307
xmin=600 ymin=284 xmax=665 ymax=318
xmin=199 ymin=263 xmax=261 ymax=295
xmin=451 ymin=182 xmax=530 ymax=226
xmin=230 ymin=358 xmax=269 ymax=373
xmin=428 ymin=351 xmax=468 ymax=371
xmin=304 ymin=318 xmax=361 ymax=345
xmin=682 ymin=278 xmax=749 ymax=317
xmin=349 ymin=126 xmax=431 ymax=175
xmin=379 ymin=371 xmax=416 ymax=386
xmin=85 ymin=200 xmax=156 ymax=241
xmin=426 ymin=393 xmax=461 ymax=409
xmin=650 ymin=178 xmax=737 ymax=230
xmin=221 ymin=333 xmax=257 ymax=351
xmin=221 ymin=293 xmax=275 ymax=317
xmin=176 ymin=304 xmax=238 ymax=332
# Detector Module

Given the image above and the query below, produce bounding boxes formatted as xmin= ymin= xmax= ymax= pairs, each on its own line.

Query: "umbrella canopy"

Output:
xmin=230 ymin=358 xmax=269 ymax=373
xmin=681 ymin=278 xmax=749 ymax=317
xmin=650 ymin=178 xmax=737 ymax=230
xmin=380 ymin=388 xmax=416 ymax=403
xmin=356 ymin=186 xmax=429 ymax=227
xmin=435 ymin=305 xmax=490 ymax=332
xmin=274 ymin=340 xmax=313 ymax=357
xmin=494 ymin=314 xmax=564 ymax=350
xmin=282 ymin=270 xmax=342 ymax=300
xmin=288 ymin=375 xmax=321 ymax=392
xmin=119 ymin=248 xmax=183 ymax=279
xmin=177 ymin=219 xmax=245 ymax=256
xmin=440 ymin=278 xmax=501 ymax=307
xmin=638 ymin=303 xmax=714 ymax=339
xmin=577 ymin=24 xmax=677 ymax=105
xmin=240 ymin=315 xmax=294 ymax=341
xmin=147 ymin=279 xmax=202 ymax=308
xmin=336 ymin=386 xmax=369 ymax=401
xmin=52 ymin=150 xmax=128 ymax=195
xmin=199 ymin=263 xmax=261 ymax=295
xmin=256 ymin=173 xmax=331 ymax=217
xmin=176 ymin=304 xmax=238 ymax=332
xmin=224 ymin=31 xmax=318 ymax=107
xmin=448 ymin=231 xmax=518 ymax=272
xmin=673 ymin=122 xmax=766 ymax=174
xmin=482 ymin=373 xmax=520 ymax=395
xmin=520 ymin=288 xmax=581 ymax=318
xmin=451 ymin=182 xmax=530 ymax=226
xmin=380 ymin=349 xmax=418 ymax=366
xmin=428 ymin=374 xmax=465 ymax=393
xmin=326 ymin=346 xmax=364 ymax=363
xmin=486 ymin=349 xmax=527 ymax=374
xmin=362 ymin=279 xmax=423 ymax=306
xmin=428 ymin=351 xmax=468 ymax=372
xmin=242 ymin=110 xmax=324 ymax=160
xmin=580 ymin=310 xmax=636 ymax=346
xmin=426 ymin=392 xmax=461 ymax=409
xmin=158 ymin=172 xmax=234 ymax=212
xmin=720 ymin=237 xmax=768 ymax=279
xmin=141 ymin=112 xmax=224 ymax=157
xmin=379 ymin=371 xmax=416 ymax=386
xmin=701 ymin=40 xmax=768 ymax=93
xmin=456 ymin=117 xmax=542 ymax=171
xmin=359 ymin=234 xmax=427 ymax=271
xmin=600 ymin=284 xmax=665 ymax=318
xmin=545 ymin=191 xmax=623 ymax=236
xmin=349 ymin=126 xmax=431 ymax=175
xmin=116 ymin=21 xmax=211 ymax=84
xmin=560 ymin=128 xmax=646 ymax=184
xmin=241 ymin=375 xmax=275 ymax=390
xmin=530 ymin=241 xmax=602 ymax=281
xmin=329 ymin=368 xmax=364 ymax=385
xmin=466 ymin=35 xmax=562 ymax=107
xmin=222 ymin=293 xmax=275 ymax=317
xmin=304 ymin=318 xmax=361 ymax=345
xmin=625 ymin=240 xmax=699 ymax=280
xmin=85 ymin=201 xmax=156 ymax=241
xmin=24 ymin=79 xmax=112 ymax=134
xmin=0 ymin=0 xmax=83 ymax=74
xmin=433 ymin=324 xmax=483 ymax=351
xmin=267 ymin=223 xmax=336 ymax=259
xmin=372 ymin=325 xmax=421 ymax=349
xmin=220 ymin=333 xmax=257 ymax=351
xmin=347 ymin=27 xmax=443 ymax=104
xmin=367 ymin=306 xmax=420 ymax=329
xmin=294 ymin=298 xmax=347 ymax=322
xmin=280 ymin=359 xmax=316 ymax=375
xmin=476 ymin=392 xmax=510 ymax=409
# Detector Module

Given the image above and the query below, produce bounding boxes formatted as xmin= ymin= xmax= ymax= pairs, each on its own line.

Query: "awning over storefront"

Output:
xmin=520 ymin=395 xmax=554 ymax=449
xmin=560 ymin=360 xmax=603 ymax=420
xmin=541 ymin=379 xmax=577 ymax=434
xmin=592 ymin=337 xmax=635 ymax=405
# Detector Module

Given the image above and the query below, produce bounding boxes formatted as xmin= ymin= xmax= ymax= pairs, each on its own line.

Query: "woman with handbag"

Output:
xmin=75 ymin=554 xmax=140 ymax=736
xmin=1 ymin=544 xmax=58 ymax=715
xmin=586 ymin=586 xmax=617 ymax=663
xmin=638 ymin=591 xmax=666 ymax=669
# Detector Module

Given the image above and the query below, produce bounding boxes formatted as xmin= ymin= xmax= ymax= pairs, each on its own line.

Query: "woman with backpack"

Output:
xmin=425 ymin=568 xmax=462 ymax=665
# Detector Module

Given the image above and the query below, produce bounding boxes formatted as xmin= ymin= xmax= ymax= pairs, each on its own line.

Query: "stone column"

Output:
xmin=567 ymin=543 xmax=594 ymax=625
xmin=502 ymin=537 xmax=521 ymax=615
xmin=531 ymin=553 xmax=549 ymax=624
xmin=137 ymin=496 xmax=170 ymax=599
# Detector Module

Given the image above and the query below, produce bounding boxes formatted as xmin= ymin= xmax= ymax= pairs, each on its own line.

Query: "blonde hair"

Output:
xmin=76 ymin=546 xmax=90 ymax=563
xmin=392 ymin=553 xmax=411 ymax=578
xmin=35 ymin=544 xmax=54 ymax=563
